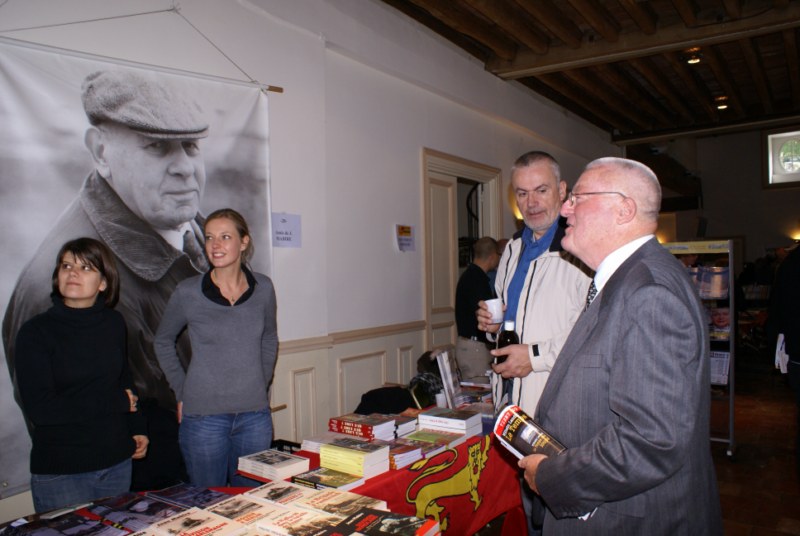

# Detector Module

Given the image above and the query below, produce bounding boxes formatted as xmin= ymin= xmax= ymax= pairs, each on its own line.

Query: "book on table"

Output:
xmin=253 ymin=505 xmax=342 ymax=536
xmin=319 ymin=437 xmax=391 ymax=477
xmin=244 ymin=481 xmax=387 ymax=520
xmin=237 ymin=448 xmax=310 ymax=481
xmin=433 ymin=347 xmax=461 ymax=409
xmin=86 ymin=492 xmax=185 ymax=532
xmin=291 ymin=466 xmax=366 ymax=491
xmin=494 ymin=404 xmax=566 ymax=459
xmin=328 ymin=413 xmax=396 ymax=441
xmin=149 ymin=507 xmax=246 ymax=536
xmin=403 ymin=428 xmax=469 ymax=451
xmin=300 ymin=431 xmax=361 ymax=453
xmin=328 ymin=507 xmax=439 ymax=536
xmin=391 ymin=414 xmax=417 ymax=437
xmin=1 ymin=511 xmax=128 ymax=536
xmin=206 ymin=496 xmax=288 ymax=526
xmin=145 ymin=483 xmax=229 ymax=509
xmin=417 ymin=406 xmax=481 ymax=431
xmin=383 ymin=438 xmax=423 ymax=469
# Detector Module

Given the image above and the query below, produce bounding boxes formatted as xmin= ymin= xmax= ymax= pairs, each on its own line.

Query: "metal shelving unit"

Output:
xmin=663 ymin=240 xmax=735 ymax=457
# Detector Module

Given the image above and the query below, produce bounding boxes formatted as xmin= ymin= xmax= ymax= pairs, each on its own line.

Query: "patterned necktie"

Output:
xmin=585 ymin=280 xmax=598 ymax=311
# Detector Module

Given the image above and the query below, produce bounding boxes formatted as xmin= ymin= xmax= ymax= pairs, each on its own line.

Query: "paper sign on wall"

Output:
xmin=396 ymin=224 xmax=415 ymax=252
xmin=272 ymin=213 xmax=301 ymax=248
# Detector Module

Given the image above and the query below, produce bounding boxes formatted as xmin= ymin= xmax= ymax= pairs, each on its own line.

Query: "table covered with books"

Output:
xmin=288 ymin=433 xmax=525 ymax=535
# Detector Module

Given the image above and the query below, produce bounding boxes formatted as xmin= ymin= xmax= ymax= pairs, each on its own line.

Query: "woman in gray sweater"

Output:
xmin=155 ymin=208 xmax=278 ymax=487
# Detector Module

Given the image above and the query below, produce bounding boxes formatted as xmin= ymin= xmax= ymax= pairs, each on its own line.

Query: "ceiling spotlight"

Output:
xmin=714 ymin=95 xmax=729 ymax=110
xmin=685 ymin=47 xmax=702 ymax=64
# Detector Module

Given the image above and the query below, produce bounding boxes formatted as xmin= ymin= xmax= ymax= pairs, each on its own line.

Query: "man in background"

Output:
xmin=520 ymin=157 xmax=722 ymax=534
xmin=477 ymin=151 xmax=591 ymax=534
xmin=487 ymin=238 xmax=509 ymax=290
xmin=3 ymin=69 xmax=210 ymax=489
xmin=455 ymin=236 xmax=499 ymax=380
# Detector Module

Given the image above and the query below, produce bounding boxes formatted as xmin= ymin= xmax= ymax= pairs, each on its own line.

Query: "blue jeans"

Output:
xmin=179 ymin=407 xmax=273 ymax=487
xmin=31 ymin=458 xmax=132 ymax=513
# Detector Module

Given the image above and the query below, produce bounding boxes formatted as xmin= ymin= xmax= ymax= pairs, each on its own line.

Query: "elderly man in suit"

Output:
xmin=519 ymin=157 xmax=722 ymax=534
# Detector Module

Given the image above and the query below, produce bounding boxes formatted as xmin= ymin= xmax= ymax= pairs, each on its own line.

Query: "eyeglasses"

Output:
xmin=566 ymin=191 xmax=627 ymax=206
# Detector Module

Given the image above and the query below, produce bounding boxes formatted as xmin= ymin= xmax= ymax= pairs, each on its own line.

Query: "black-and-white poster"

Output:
xmin=0 ymin=40 xmax=271 ymax=497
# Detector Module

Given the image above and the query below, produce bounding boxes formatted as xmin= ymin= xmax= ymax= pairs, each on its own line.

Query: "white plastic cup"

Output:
xmin=485 ymin=298 xmax=504 ymax=324
xmin=435 ymin=391 xmax=447 ymax=408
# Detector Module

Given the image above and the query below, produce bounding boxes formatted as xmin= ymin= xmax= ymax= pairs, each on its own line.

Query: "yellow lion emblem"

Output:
xmin=404 ymin=436 xmax=491 ymax=531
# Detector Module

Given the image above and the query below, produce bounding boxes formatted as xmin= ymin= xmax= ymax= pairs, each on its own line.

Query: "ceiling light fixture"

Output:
xmin=714 ymin=95 xmax=729 ymax=110
xmin=685 ymin=47 xmax=702 ymax=64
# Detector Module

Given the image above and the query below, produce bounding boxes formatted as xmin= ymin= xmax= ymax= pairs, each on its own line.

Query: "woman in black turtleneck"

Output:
xmin=15 ymin=237 xmax=148 ymax=513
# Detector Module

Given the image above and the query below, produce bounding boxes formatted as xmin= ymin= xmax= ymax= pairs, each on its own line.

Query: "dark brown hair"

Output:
xmin=51 ymin=237 xmax=120 ymax=307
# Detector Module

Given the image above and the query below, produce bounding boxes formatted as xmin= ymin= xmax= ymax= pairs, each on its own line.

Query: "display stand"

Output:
xmin=663 ymin=240 xmax=735 ymax=457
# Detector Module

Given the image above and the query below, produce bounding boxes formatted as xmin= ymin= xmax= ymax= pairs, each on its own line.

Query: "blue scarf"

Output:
xmin=504 ymin=220 xmax=558 ymax=323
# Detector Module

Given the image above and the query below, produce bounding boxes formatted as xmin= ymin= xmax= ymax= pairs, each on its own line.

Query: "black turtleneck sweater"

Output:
xmin=15 ymin=296 xmax=144 ymax=475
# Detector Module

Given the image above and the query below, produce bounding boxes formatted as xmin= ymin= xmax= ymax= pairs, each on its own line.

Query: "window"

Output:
xmin=764 ymin=127 xmax=800 ymax=188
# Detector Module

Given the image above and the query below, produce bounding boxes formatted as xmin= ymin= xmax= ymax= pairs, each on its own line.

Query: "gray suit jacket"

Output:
xmin=535 ymin=238 xmax=722 ymax=535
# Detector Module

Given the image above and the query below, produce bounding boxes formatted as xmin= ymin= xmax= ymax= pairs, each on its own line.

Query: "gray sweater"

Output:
xmin=154 ymin=272 xmax=278 ymax=415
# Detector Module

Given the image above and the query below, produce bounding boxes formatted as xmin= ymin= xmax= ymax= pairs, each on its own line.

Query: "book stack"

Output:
xmin=402 ymin=428 xmax=468 ymax=454
xmin=383 ymin=438 xmax=423 ymax=469
xmin=328 ymin=413 xmax=396 ymax=441
xmin=149 ymin=507 xmax=246 ymax=536
xmin=417 ymin=406 xmax=483 ymax=439
xmin=319 ymin=437 xmax=391 ymax=479
xmin=252 ymin=506 xmax=342 ymax=536
xmin=326 ymin=507 xmax=439 ymax=536
xmin=237 ymin=448 xmax=310 ymax=481
xmin=300 ymin=431 xmax=357 ymax=453
xmin=245 ymin=481 xmax=388 ymax=520
xmin=207 ymin=496 xmax=287 ymax=527
xmin=87 ymin=493 xmax=185 ymax=532
xmin=291 ymin=467 xmax=365 ymax=491
xmin=145 ymin=483 xmax=229 ymax=509
xmin=392 ymin=414 xmax=417 ymax=437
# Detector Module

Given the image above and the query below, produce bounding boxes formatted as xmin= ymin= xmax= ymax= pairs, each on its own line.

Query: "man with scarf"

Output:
xmin=477 ymin=151 xmax=591 ymax=535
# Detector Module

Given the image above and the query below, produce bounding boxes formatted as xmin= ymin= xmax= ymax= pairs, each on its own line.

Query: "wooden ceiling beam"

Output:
xmin=663 ymin=51 xmax=720 ymax=121
xmin=618 ymin=0 xmax=657 ymax=35
xmin=405 ymin=0 xmax=518 ymax=60
xmin=722 ymin=0 xmax=743 ymax=20
xmin=784 ymin=29 xmax=800 ymax=108
xmin=670 ymin=0 xmax=698 ymax=28
xmin=535 ymin=73 xmax=638 ymax=132
xmin=488 ymin=3 xmax=800 ymax=78
xmin=513 ymin=0 xmax=584 ymax=49
xmin=696 ymin=45 xmax=745 ymax=117
xmin=629 ymin=57 xmax=695 ymax=122
xmin=739 ymin=38 xmax=774 ymax=114
xmin=565 ymin=0 xmax=621 ymax=43
xmin=462 ymin=0 xmax=549 ymax=54
xmin=561 ymin=69 xmax=654 ymax=130
xmin=594 ymin=63 xmax=673 ymax=126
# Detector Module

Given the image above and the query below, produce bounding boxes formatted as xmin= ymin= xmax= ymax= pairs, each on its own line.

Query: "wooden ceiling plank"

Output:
xmin=513 ymin=0 xmax=584 ymax=49
xmin=722 ymin=0 xmax=743 ymax=20
xmin=406 ymin=0 xmax=518 ymax=60
xmin=565 ymin=0 xmax=621 ymax=43
xmin=629 ymin=57 xmax=695 ymax=121
xmin=618 ymin=0 xmax=658 ymax=35
xmin=670 ymin=0 xmax=698 ymax=27
xmin=462 ymin=0 xmax=549 ymax=54
xmin=488 ymin=3 xmax=800 ymax=78
xmin=784 ymin=29 xmax=800 ymax=108
xmin=663 ymin=51 xmax=720 ymax=121
xmin=698 ymin=44 xmax=746 ymax=117
xmin=561 ymin=69 xmax=654 ymax=130
xmin=739 ymin=38 xmax=774 ymax=114
xmin=537 ymin=73 xmax=638 ymax=131
xmin=595 ymin=63 xmax=673 ymax=125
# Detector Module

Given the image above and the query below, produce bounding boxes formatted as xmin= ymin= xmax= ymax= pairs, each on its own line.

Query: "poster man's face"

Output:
xmin=94 ymin=123 xmax=206 ymax=230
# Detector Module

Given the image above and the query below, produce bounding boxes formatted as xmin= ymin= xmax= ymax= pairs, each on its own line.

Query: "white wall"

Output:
xmin=0 ymin=0 xmax=617 ymax=516
xmin=696 ymin=131 xmax=800 ymax=261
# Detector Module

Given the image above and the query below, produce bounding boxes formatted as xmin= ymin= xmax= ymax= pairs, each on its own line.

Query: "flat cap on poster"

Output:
xmin=81 ymin=69 xmax=209 ymax=139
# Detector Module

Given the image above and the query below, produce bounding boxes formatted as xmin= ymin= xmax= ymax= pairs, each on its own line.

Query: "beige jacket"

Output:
xmin=492 ymin=223 xmax=592 ymax=415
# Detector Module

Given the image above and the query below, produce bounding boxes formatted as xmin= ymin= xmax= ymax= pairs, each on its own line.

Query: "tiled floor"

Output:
xmin=478 ymin=344 xmax=800 ymax=535
xmin=713 ymin=346 xmax=800 ymax=535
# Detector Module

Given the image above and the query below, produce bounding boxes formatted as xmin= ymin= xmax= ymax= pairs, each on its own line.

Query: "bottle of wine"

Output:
xmin=494 ymin=320 xmax=519 ymax=364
